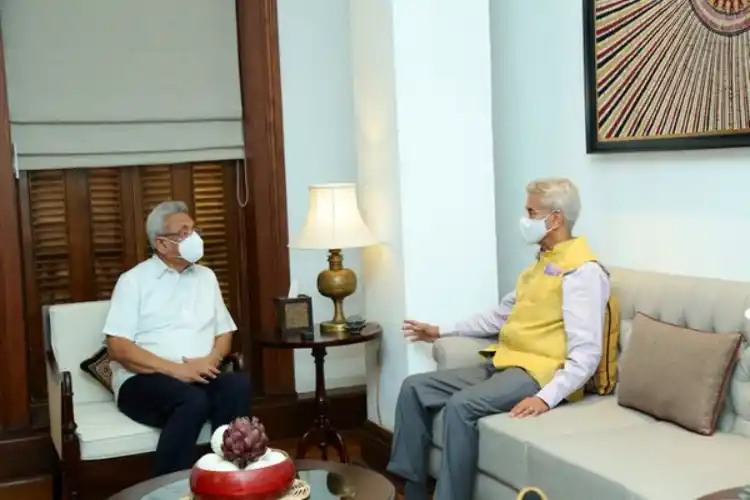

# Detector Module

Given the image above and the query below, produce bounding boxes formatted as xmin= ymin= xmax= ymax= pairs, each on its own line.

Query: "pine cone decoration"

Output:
xmin=221 ymin=417 xmax=270 ymax=468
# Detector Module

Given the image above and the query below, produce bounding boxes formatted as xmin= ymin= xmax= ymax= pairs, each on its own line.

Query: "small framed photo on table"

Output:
xmin=274 ymin=295 xmax=314 ymax=337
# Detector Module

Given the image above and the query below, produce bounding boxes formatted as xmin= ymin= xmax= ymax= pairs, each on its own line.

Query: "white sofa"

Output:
xmin=45 ymin=300 xmax=219 ymax=497
xmin=428 ymin=267 xmax=750 ymax=500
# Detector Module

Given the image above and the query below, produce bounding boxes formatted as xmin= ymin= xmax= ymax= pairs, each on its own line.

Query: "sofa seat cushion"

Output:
xmin=529 ymin=422 xmax=750 ymax=500
xmin=432 ymin=397 xmax=656 ymax=489
xmin=76 ymin=401 xmax=211 ymax=460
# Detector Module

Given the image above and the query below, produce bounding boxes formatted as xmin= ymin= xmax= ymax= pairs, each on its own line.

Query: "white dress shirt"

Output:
xmin=439 ymin=261 xmax=610 ymax=408
xmin=103 ymin=256 xmax=237 ymax=399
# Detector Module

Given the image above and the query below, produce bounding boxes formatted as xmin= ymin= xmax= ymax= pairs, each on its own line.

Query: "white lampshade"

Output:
xmin=290 ymin=183 xmax=377 ymax=250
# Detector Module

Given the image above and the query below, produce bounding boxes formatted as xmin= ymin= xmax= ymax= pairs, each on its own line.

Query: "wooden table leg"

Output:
xmin=295 ymin=345 xmax=349 ymax=463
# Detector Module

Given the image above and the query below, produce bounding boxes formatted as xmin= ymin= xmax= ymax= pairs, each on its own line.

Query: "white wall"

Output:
xmin=350 ymin=0 xmax=409 ymax=429
xmin=277 ymin=0 xmax=366 ymax=393
xmin=352 ymin=0 xmax=497 ymax=429
xmin=490 ymin=1 xmax=750 ymax=293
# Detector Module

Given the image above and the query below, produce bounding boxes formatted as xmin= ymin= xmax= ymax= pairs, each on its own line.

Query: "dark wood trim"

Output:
xmin=359 ymin=420 xmax=394 ymax=476
xmin=0 ymin=430 xmax=55 ymax=482
xmin=0 ymin=474 xmax=52 ymax=499
xmin=18 ymin=172 xmax=47 ymax=408
xmin=64 ymin=169 xmax=96 ymax=302
xmin=222 ymin=164 xmax=243 ymax=355
xmin=171 ymin=164 xmax=194 ymax=212
xmin=119 ymin=167 xmax=140 ymax=271
xmin=127 ymin=167 xmax=149 ymax=262
xmin=56 ymin=361 xmax=81 ymax=499
xmin=236 ymin=0 xmax=295 ymax=396
xmin=582 ymin=0 xmax=750 ymax=153
xmin=359 ymin=421 xmax=422 ymax=496
xmin=0 ymin=21 xmax=29 ymax=431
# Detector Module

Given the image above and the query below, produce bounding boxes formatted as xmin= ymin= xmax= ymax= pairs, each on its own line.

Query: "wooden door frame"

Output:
xmin=0 ymin=16 xmax=28 ymax=431
xmin=236 ymin=0 xmax=295 ymax=396
xmin=0 ymin=0 xmax=295 ymax=432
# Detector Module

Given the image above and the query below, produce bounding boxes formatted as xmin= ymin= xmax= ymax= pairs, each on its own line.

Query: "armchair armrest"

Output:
xmin=220 ymin=352 xmax=243 ymax=372
xmin=432 ymin=337 xmax=494 ymax=371
xmin=45 ymin=350 xmax=78 ymax=461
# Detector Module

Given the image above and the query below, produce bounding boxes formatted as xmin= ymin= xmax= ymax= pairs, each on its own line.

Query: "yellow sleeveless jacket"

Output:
xmin=481 ymin=237 xmax=619 ymax=401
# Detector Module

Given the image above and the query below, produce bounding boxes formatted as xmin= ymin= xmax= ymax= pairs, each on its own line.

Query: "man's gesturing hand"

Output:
xmin=509 ymin=396 xmax=550 ymax=418
xmin=402 ymin=320 xmax=440 ymax=343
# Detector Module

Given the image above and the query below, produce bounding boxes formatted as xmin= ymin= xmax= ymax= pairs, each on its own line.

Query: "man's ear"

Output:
xmin=550 ymin=211 xmax=565 ymax=232
xmin=152 ymin=238 xmax=167 ymax=254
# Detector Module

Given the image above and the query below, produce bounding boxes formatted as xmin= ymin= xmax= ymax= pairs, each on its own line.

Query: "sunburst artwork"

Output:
xmin=583 ymin=0 xmax=750 ymax=152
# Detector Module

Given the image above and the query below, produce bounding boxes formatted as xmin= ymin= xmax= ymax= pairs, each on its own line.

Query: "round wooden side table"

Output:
xmin=257 ymin=323 xmax=382 ymax=463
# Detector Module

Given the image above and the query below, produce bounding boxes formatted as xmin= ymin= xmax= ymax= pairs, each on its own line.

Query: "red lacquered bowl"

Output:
xmin=190 ymin=451 xmax=296 ymax=500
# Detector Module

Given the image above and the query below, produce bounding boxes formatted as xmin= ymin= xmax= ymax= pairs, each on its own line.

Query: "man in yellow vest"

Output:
xmin=387 ymin=178 xmax=610 ymax=500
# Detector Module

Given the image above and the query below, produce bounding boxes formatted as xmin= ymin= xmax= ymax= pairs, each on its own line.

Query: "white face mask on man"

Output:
xmin=518 ymin=213 xmax=552 ymax=245
xmin=175 ymin=231 xmax=204 ymax=263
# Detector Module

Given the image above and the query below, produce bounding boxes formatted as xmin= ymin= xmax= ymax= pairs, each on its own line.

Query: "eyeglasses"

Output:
xmin=158 ymin=228 xmax=201 ymax=242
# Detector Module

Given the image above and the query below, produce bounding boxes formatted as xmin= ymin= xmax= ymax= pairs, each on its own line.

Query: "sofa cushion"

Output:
xmin=76 ymin=401 xmax=211 ymax=460
xmin=79 ymin=346 xmax=114 ymax=393
xmin=585 ymin=297 xmax=620 ymax=396
xmin=610 ymin=267 xmax=750 ymax=439
xmin=618 ymin=313 xmax=741 ymax=435
xmin=432 ymin=396 xmax=655 ymax=489
xmin=528 ymin=422 xmax=750 ymax=500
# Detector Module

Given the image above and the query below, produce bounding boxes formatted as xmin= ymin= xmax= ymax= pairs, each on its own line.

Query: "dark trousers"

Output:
xmin=118 ymin=371 xmax=251 ymax=475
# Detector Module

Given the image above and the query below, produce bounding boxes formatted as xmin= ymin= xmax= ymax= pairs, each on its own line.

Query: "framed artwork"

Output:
xmin=583 ymin=0 xmax=750 ymax=153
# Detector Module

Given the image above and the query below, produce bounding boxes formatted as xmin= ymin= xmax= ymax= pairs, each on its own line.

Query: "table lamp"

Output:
xmin=290 ymin=183 xmax=378 ymax=336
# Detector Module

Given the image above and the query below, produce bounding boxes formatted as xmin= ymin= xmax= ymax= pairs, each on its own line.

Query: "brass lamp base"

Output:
xmin=319 ymin=320 xmax=349 ymax=337
xmin=317 ymin=248 xmax=357 ymax=337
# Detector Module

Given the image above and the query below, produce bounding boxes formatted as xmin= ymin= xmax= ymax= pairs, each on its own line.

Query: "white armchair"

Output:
xmin=44 ymin=301 xmax=238 ymax=498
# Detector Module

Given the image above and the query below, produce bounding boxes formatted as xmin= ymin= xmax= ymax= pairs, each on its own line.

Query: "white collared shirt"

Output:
xmin=103 ymin=256 xmax=237 ymax=398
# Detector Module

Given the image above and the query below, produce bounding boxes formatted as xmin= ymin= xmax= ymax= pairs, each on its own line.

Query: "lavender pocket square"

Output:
xmin=544 ymin=263 xmax=562 ymax=276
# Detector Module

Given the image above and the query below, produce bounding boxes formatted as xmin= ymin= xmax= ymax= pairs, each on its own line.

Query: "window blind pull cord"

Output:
xmin=236 ymin=158 xmax=249 ymax=208
xmin=11 ymin=142 xmax=19 ymax=179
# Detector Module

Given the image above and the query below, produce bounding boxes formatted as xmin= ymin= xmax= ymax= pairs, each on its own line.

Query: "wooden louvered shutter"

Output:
xmin=23 ymin=170 xmax=71 ymax=304
xmin=192 ymin=163 xmax=232 ymax=304
xmin=89 ymin=168 xmax=126 ymax=299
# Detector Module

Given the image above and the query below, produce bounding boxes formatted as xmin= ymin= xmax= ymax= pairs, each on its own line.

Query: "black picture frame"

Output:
xmin=583 ymin=0 xmax=750 ymax=154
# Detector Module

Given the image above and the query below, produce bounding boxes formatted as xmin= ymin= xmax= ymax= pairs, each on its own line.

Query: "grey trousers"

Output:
xmin=386 ymin=363 xmax=539 ymax=500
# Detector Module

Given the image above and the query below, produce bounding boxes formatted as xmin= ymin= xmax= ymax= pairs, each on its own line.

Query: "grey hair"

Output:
xmin=146 ymin=200 xmax=189 ymax=248
xmin=526 ymin=178 xmax=581 ymax=231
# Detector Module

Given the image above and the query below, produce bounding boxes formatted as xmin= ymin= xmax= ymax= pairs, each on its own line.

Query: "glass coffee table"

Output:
xmin=108 ymin=459 xmax=396 ymax=500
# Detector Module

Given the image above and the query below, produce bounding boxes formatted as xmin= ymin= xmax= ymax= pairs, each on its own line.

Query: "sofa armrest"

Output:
xmin=46 ymin=350 xmax=78 ymax=462
xmin=221 ymin=352 xmax=243 ymax=372
xmin=432 ymin=337 xmax=493 ymax=370
xmin=46 ymin=353 xmax=63 ymax=458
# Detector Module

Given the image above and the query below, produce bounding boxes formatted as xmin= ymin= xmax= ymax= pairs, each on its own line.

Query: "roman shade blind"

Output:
xmin=0 ymin=0 xmax=244 ymax=170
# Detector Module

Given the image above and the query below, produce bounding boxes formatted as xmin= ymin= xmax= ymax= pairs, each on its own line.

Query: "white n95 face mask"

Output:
xmin=178 ymin=231 xmax=204 ymax=263
xmin=519 ymin=215 xmax=550 ymax=245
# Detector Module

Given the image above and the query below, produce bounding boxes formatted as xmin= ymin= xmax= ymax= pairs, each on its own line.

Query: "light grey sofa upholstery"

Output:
xmin=428 ymin=267 xmax=750 ymax=500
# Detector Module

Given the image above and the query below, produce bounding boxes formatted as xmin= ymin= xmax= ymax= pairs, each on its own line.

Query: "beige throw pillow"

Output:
xmin=617 ymin=313 xmax=741 ymax=435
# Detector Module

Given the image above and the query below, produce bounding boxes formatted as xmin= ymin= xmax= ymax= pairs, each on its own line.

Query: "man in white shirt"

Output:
xmin=105 ymin=201 xmax=250 ymax=476
xmin=387 ymin=179 xmax=610 ymax=500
